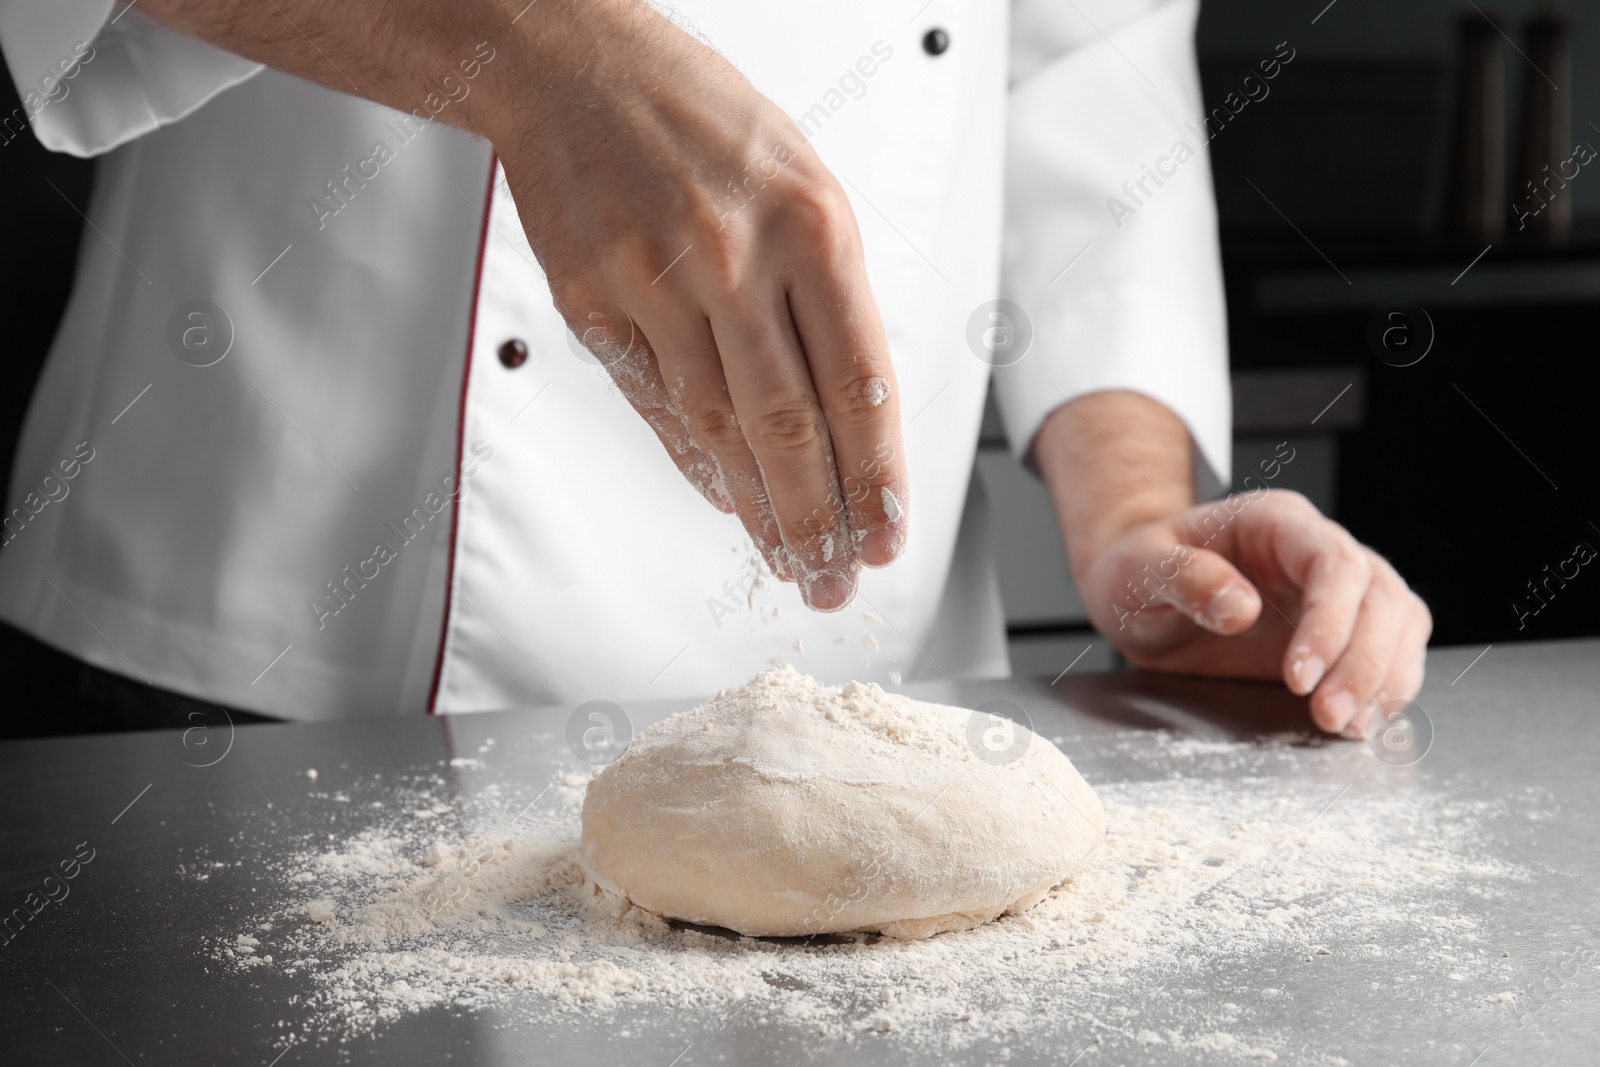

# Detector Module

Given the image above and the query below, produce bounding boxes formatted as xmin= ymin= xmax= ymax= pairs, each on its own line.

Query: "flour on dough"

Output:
xmin=578 ymin=665 xmax=1105 ymax=939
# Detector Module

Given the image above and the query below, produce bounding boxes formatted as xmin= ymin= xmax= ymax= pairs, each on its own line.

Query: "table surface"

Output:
xmin=2 ymin=638 xmax=1597 ymax=1065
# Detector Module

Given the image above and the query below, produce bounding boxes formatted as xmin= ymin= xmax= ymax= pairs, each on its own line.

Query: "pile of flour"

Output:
xmin=212 ymin=730 xmax=1534 ymax=1062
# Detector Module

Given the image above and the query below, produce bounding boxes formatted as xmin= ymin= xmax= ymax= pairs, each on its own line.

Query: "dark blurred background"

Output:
xmin=2 ymin=0 xmax=1596 ymax=675
xmin=0 ymin=64 xmax=91 ymax=523
xmin=1193 ymin=0 xmax=1598 ymax=652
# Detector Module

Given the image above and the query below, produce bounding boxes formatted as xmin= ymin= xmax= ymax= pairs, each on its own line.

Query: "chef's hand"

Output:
xmin=1036 ymin=391 xmax=1432 ymax=737
xmin=143 ymin=0 xmax=906 ymax=613
xmin=1076 ymin=492 xmax=1433 ymax=737
xmin=495 ymin=0 xmax=905 ymax=611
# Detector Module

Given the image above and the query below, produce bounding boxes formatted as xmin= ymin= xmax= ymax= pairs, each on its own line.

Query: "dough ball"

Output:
xmin=577 ymin=665 xmax=1105 ymax=939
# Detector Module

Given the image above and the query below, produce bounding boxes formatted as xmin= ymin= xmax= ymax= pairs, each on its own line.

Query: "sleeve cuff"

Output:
xmin=989 ymin=281 xmax=1232 ymax=502
xmin=1 ymin=1 xmax=262 ymax=158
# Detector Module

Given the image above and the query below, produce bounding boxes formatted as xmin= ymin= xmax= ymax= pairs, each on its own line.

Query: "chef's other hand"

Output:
xmin=1082 ymin=490 xmax=1432 ymax=738
xmin=499 ymin=0 xmax=905 ymax=612
xmin=143 ymin=0 xmax=907 ymax=613
xmin=1037 ymin=391 xmax=1431 ymax=738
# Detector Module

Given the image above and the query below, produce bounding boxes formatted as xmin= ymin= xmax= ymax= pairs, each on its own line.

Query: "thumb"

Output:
xmin=1133 ymin=543 xmax=1263 ymax=636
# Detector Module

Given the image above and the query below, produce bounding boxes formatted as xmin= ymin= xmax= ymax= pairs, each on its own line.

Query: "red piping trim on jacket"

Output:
xmin=426 ymin=153 xmax=498 ymax=715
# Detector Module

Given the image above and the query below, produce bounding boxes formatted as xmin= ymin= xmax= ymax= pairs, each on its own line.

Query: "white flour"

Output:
xmin=881 ymin=486 xmax=904 ymax=523
xmin=214 ymin=734 xmax=1533 ymax=1061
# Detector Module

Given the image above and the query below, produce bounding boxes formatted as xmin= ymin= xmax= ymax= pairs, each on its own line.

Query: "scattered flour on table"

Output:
xmin=213 ymin=738 xmax=1533 ymax=1060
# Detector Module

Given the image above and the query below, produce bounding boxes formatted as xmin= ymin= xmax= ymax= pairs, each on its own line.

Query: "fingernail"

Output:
xmin=803 ymin=572 xmax=856 ymax=612
xmin=1325 ymin=690 xmax=1359 ymax=733
xmin=1204 ymin=585 xmax=1249 ymax=628
xmin=1292 ymin=650 xmax=1328 ymax=694
xmin=1341 ymin=699 xmax=1380 ymax=740
xmin=857 ymin=526 xmax=905 ymax=568
xmin=769 ymin=548 xmax=794 ymax=582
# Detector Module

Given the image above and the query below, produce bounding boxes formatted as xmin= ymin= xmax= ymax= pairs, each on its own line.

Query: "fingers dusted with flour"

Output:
xmin=781 ymin=194 xmax=908 ymax=570
xmin=623 ymin=293 xmax=791 ymax=578
xmin=709 ymin=285 xmax=855 ymax=611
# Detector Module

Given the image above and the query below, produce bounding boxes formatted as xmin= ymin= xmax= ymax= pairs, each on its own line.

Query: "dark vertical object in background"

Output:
xmin=1450 ymin=8 xmax=1506 ymax=243
xmin=1512 ymin=3 xmax=1574 ymax=245
xmin=0 ymin=53 xmax=93 ymax=509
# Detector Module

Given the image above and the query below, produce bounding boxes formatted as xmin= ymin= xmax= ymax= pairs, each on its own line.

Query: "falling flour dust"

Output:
xmin=209 ymin=732 xmax=1538 ymax=1062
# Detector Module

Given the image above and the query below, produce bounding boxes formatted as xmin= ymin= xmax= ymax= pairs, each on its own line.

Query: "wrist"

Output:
xmin=472 ymin=0 xmax=651 ymax=152
xmin=1033 ymin=391 xmax=1193 ymax=584
xmin=1070 ymin=494 xmax=1186 ymax=578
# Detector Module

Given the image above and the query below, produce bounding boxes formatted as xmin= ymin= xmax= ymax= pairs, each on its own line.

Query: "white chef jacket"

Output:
xmin=0 ymin=0 xmax=1229 ymax=721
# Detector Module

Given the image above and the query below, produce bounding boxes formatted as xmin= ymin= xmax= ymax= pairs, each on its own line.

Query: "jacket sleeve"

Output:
xmin=995 ymin=0 xmax=1230 ymax=499
xmin=0 ymin=0 xmax=261 ymax=157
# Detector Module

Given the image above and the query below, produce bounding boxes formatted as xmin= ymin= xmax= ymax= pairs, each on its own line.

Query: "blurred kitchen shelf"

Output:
xmin=1256 ymin=256 xmax=1600 ymax=313
xmin=1231 ymin=367 xmax=1364 ymax=432
xmin=1220 ymin=218 xmax=1600 ymax=266
xmin=1221 ymin=221 xmax=1600 ymax=329
xmin=977 ymin=366 xmax=1366 ymax=449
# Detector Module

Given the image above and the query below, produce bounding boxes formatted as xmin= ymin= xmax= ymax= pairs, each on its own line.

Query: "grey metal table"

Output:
xmin=2 ymin=638 xmax=1597 ymax=1065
